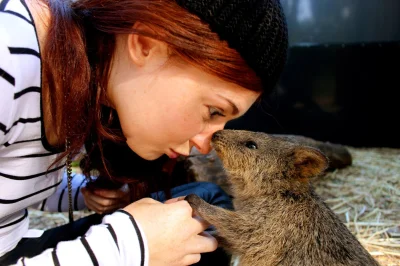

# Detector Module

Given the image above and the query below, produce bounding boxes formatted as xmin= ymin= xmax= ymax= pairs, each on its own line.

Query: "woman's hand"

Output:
xmin=124 ymin=198 xmax=218 ymax=266
xmin=81 ymin=184 xmax=131 ymax=214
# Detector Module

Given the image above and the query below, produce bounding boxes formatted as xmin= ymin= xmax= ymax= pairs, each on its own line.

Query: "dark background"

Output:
xmin=226 ymin=0 xmax=400 ymax=148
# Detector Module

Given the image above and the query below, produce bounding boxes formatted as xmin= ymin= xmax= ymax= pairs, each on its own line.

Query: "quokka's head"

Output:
xmin=211 ymin=130 xmax=329 ymax=193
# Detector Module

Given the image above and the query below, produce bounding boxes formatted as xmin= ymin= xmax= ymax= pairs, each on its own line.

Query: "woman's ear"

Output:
xmin=127 ymin=22 xmax=169 ymax=68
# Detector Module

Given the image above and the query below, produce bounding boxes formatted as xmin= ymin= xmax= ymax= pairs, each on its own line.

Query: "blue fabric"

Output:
xmin=151 ymin=181 xmax=233 ymax=210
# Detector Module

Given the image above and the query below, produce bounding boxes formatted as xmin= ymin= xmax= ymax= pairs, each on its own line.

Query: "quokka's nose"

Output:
xmin=211 ymin=130 xmax=223 ymax=142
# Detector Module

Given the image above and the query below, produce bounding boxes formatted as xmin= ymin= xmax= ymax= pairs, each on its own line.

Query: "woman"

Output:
xmin=0 ymin=0 xmax=288 ymax=265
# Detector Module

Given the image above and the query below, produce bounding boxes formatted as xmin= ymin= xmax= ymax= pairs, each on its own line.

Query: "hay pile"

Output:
xmin=28 ymin=146 xmax=399 ymax=265
xmin=313 ymin=147 xmax=400 ymax=266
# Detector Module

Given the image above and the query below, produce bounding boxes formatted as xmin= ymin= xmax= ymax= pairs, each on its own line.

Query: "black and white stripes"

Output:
xmin=51 ymin=249 xmax=60 ymax=266
xmin=0 ymin=0 xmax=64 ymax=257
xmin=14 ymin=211 xmax=148 ymax=265
xmin=0 ymin=67 xmax=15 ymax=85
xmin=117 ymin=210 xmax=146 ymax=266
xmin=105 ymin=223 xmax=119 ymax=251
xmin=80 ymin=237 xmax=99 ymax=266
xmin=14 ymin=86 xmax=41 ymax=99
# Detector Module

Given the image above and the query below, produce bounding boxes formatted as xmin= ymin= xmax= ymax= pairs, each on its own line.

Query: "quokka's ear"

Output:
xmin=293 ymin=146 xmax=329 ymax=180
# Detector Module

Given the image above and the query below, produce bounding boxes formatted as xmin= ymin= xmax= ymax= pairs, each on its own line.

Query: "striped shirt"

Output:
xmin=0 ymin=0 xmax=148 ymax=265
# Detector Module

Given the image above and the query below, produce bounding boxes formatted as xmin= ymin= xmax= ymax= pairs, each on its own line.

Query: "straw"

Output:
xmin=313 ymin=146 xmax=400 ymax=265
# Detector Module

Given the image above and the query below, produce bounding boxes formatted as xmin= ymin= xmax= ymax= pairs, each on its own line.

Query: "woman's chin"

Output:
xmin=135 ymin=150 xmax=165 ymax=161
xmin=126 ymin=141 xmax=163 ymax=161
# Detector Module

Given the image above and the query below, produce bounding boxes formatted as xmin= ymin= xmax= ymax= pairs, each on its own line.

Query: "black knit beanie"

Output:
xmin=174 ymin=0 xmax=288 ymax=93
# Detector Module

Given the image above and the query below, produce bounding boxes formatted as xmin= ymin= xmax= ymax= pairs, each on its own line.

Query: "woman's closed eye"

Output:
xmin=209 ymin=106 xmax=226 ymax=119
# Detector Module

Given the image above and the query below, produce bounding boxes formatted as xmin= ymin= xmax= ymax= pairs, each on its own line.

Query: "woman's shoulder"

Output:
xmin=0 ymin=0 xmax=42 ymax=146
xmin=0 ymin=0 xmax=40 ymax=88
xmin=0 ymin=0 xmax=40 ymax=62
xmin=0 ymin=0 xmax=36 ymax=33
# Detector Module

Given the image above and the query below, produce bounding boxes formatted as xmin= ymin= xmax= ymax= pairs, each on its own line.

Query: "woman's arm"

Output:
xmin=11 ymin=211 xmax=147 ymax=266
xmin=0 ymin=26 xmax=18 ymax=146
xmin=12 ymin=198 xmax=217 ymax=266
xmin=30 ymin=171 xmax=88 ymax=212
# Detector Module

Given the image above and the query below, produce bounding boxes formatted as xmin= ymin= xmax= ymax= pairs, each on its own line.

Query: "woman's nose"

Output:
xmin=190 ymin=133 xmax=213 ymax=154
xmin=190 ymin=124 xmax=224 ymax=154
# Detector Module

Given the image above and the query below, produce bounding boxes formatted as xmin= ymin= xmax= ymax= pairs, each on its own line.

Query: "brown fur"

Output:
xmin=271 ymin=134 xmax=353 ymax=170
xmin=186 ymin=130 xmax=380 ymax=266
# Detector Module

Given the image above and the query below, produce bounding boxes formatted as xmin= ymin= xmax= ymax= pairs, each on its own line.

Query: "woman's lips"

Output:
xmin=168 ymin=149 xmax=179 ymax=159
xmin=168 ymin=149 xmax=189 ymax=159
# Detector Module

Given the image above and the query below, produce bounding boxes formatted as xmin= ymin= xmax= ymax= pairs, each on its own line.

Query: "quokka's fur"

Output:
xmin=186 ymin=130 xmax=380 ymax=266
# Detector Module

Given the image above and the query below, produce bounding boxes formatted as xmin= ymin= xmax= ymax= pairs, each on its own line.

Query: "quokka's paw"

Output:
xmin=184 ymin=194 xmax=204 ymax=209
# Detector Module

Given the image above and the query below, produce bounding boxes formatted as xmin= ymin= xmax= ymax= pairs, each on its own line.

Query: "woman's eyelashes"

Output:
xmin=205 ymin=106 xmax=225 ymax=121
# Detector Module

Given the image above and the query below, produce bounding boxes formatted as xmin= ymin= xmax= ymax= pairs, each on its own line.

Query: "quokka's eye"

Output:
xmin=245 ymin=141 xmax=258 ymax=149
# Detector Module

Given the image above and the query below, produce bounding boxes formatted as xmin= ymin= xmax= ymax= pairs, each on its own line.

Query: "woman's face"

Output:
xmin=107 ymin=32 xmax=260 ymax=160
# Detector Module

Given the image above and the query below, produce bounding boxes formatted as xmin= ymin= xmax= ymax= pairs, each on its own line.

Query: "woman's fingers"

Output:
xmin=81 ymin=187 xmax=128 ymax=214
xmin=92 ymin=187 xmax=129 ymax=199
xmin=164 ymin=196 xmax=186 ymax=204
xmin=85 ymin=196 xmax=124 ymax=214
xmin=182 ymin=254 xmax=202 ymax=265
xmin=82 ymin=187 xmax=116 ymax=206
xmin=191 ymin=214 xmax=211 ymax=233
xmin=83 ymin=193 xmax=111 ymax=213
xmin=185 ymin=231 xmax=218 ymax=254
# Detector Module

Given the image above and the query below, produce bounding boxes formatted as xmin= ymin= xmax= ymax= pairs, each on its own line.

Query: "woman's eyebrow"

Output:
xmin=217 ymin=94 xmax=239 ymax=115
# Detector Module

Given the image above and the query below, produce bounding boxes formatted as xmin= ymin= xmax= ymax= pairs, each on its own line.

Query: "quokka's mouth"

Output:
xmin=210 ymin=130 xmax=233 ymax=161
xmin=211 ymin=140 xmax=229 ymax=161
xmin=211 ymin=141 xmax=222 ymax=152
